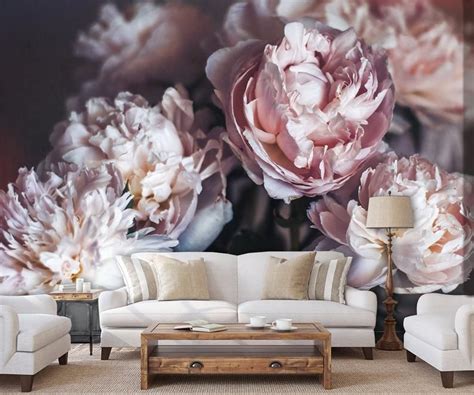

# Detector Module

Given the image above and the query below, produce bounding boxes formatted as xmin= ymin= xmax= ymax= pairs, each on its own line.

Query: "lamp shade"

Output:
xmin=366 ymin=196 xmax=414 ymax=229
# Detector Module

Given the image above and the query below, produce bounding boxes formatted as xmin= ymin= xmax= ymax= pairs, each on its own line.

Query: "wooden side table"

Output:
xmin=50 ymin=290 xmax=102 ymax=355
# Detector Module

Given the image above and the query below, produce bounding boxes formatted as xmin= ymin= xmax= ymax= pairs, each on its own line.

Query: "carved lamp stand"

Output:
xmin=365 ymin=193 xmax=414 ymax=351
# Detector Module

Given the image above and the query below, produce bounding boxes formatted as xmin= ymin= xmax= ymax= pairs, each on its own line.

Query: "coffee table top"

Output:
xmin=142 ymin=322 xmax=330 ymax=341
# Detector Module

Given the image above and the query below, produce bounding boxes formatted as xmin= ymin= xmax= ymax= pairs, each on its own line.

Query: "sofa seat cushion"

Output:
xmin=238 ymin=300 xmax=375 ymax=327
xmin=101 ymin=300 xmax=237 ymax=328
xmin=17 ymin=314 xmax=71 ymax=352
xmin=404 ymin=313 xmax=457 ymax=350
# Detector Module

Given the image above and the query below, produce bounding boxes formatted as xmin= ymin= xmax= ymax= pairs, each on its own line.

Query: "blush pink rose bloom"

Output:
xmin=207 ymin=21 xmax=394 ymax=202
xmin=308 ymin=154 xmax=473 ymax=293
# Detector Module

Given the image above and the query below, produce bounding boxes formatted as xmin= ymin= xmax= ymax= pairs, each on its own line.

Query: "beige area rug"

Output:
xmin=0 ymin=345 xmax=473 ymax=394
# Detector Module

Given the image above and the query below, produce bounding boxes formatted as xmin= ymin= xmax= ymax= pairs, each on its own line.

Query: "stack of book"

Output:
xmin=174 ymin=320 xmax=227 ymax=333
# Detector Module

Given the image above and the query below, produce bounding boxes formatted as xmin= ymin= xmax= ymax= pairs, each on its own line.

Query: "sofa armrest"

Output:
xmin=345 ymin=286 xmax=377 ymax=314
xmin=0 ymin=295 xmax=57 ymax=315
xmin=99 ymin=288 xmax=128 ymax=315
xmin=455 ymin=303 xmax=474 ymax=364
xmin=0 ymin=305 xmax=19 ymax=365
xmin=417 ymin=294 xmax=473 ymax=315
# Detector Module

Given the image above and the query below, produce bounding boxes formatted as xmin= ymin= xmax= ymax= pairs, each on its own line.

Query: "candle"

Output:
xmin=75 ymin=278 xmax=84 ymax=292
xmin=83 ymin=282 xmax=91 ymax=293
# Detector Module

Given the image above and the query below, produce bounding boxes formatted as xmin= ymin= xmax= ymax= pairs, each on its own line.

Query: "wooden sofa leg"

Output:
xmin=101 ymin=347 xmax=112 ymax=360
xmin=58 ymin=352 xmax=68 ymax=365
xmin=406 ymin=350 xmax=416 ymax=362
xmin=20 ymin=375 xmax=34 ymax=392
xmin=362 ymin=347 xmax=373 ymax=360
xmin=440 ymin=371 xmax=454 ymax=388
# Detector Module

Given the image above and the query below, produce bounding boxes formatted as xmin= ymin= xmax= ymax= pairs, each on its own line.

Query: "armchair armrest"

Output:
xmin=455 ymin=303 xmax=474 ymax=364
xmin=99 ymin=288 xmax=128 ymax=314
xmin=0 ymin=295 xmax=57 ymax=315
xmin=345 ymin=286 xmax=377 ymax=315
xmin=0 ymin=305 xmax=19 ymax=365
xmin=417 ymin=294 xmax=473 ymax=315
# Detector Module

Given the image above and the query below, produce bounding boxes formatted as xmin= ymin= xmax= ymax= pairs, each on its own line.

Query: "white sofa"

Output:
xmin=404 ymin=293 xmax=474 ymax=388
xmin=0 ymin=295 xmax=71 ymax=392
xmin=99 ymin=251 xmax=377 ymax=360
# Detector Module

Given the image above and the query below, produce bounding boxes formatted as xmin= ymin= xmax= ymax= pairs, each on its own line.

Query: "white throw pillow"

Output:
xmin=116 ymin=256 xmax=160 ymax=304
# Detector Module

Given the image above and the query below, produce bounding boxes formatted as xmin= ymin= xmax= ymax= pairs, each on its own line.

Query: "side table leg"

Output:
xmin=89 ymin=303 xmax=93 ymax=356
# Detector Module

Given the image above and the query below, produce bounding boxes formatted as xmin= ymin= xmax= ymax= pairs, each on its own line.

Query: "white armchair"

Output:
xmin=403 ymin=293 xmax=473 ymax=388
xmin=0 ymin=295 xmax=72 ymax=392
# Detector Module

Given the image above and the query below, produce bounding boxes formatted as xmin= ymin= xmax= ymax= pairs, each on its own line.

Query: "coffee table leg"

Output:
xmin=141 ymin=337 xmax=154 ymax=390
xmin=323 ymin=337 xmax=332 ymax=390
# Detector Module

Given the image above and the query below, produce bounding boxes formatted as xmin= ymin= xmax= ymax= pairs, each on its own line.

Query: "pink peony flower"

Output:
xmin=222 ymin=0 xmax=332 ymax=46
xmin=69 ymin=2 xmax=216 ymax=109
xmin=0 ymin=164 xmax=176 ymax=295
xmin=43 ymin=87 xmax=232 ymax=251
xmin=207 ymin=21 xmax=394 ymax=202
xmin=308 ymin=154 xmax=473 ymax=293
xmin=327 ymin=0 xmax=463 ymax=123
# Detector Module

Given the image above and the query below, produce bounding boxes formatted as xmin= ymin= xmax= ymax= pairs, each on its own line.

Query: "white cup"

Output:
xmin=271 ymin=318 xmax=293 ymax=330
xmin=83 ymin=282 xmax=91 ymax=293
xmin=250 ymin=316 xmax=267 ymax=327
xmin=58 ymin=284 xmax=64 ymax=292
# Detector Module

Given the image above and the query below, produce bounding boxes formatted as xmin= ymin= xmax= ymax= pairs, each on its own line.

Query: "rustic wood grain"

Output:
xmin=140 ymin=322 xmax=331 ymax=390
xmin=49 ymin=290 xmax=101 ymax=301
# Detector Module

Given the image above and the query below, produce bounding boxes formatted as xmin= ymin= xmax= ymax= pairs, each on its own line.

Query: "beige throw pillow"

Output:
xmin=153 ymin=256 xmax=210 ymax=301
xmin=308 ymin=257 xmax=352 ymax=304
xmin=261 ymin=252 xmax=316 ymax=300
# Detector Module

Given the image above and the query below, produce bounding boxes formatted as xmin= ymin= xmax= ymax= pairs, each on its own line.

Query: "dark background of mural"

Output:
xmin=0 ymin=1 xmax=472 ymax=340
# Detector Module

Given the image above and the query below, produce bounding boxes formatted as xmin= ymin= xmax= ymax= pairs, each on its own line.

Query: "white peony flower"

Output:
xmin=308 ymin=154 xmax=473 ymax=293
xmin=44 ymin=87 xmax=232 ymax=250
xmin=69 ymin=1 xmax=216 ymax=109
xmin=0 ymin=164 xmax=176 ymax=295
xmin=326 ymin=0 xmax=463 ymax=123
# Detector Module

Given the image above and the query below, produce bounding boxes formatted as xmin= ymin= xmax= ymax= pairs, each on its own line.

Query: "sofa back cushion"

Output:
xmin=237 ymin=251 xmax=346 ymax=303
xmin=133 ymin=252 xmax=238 ymax=304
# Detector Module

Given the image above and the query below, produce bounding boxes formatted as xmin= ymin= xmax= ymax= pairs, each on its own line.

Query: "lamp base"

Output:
xmin=376 ymin=296 xmax=403 ymax=351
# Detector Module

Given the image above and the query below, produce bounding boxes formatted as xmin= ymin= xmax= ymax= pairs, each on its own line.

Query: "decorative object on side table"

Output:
xmin=366 ymin=193 xmax=414 ymax=350
xmin=50 ymin=287 xmax=102 ymax=355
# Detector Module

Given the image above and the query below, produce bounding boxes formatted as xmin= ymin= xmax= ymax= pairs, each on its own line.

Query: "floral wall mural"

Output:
xmin=0 ymin=0 xmax=471 ymax=317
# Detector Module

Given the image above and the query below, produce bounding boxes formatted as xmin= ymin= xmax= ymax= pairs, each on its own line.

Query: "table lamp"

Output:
xmin=366 ymin=192 xmax=414 ymax=350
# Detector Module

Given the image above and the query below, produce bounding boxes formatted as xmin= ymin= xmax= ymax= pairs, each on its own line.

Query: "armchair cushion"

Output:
xmin=455 ymin=303 xmax=474 ymax=363
xmin=17 ymin=314 xmax=71 ymax=352
xmin=404 ymin=313 xmax=458 ymax=351
xmin=0 ymin=305 xmax=20 ymax=365
xmin=417 ymin=294 xmax=472 ymax=315
xmin=0 ymin=295 xmax=56 ymax=315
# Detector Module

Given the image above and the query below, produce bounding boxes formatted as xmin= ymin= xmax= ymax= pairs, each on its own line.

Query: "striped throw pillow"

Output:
xmin=116 ymin=256 xmax=159 ymax=304
xmin=308 ymin=258 xmax=352 ymax=304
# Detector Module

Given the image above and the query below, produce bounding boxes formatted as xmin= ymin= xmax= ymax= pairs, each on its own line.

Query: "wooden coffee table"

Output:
xmin=141 ymin=322 xmax=331 ymax=390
